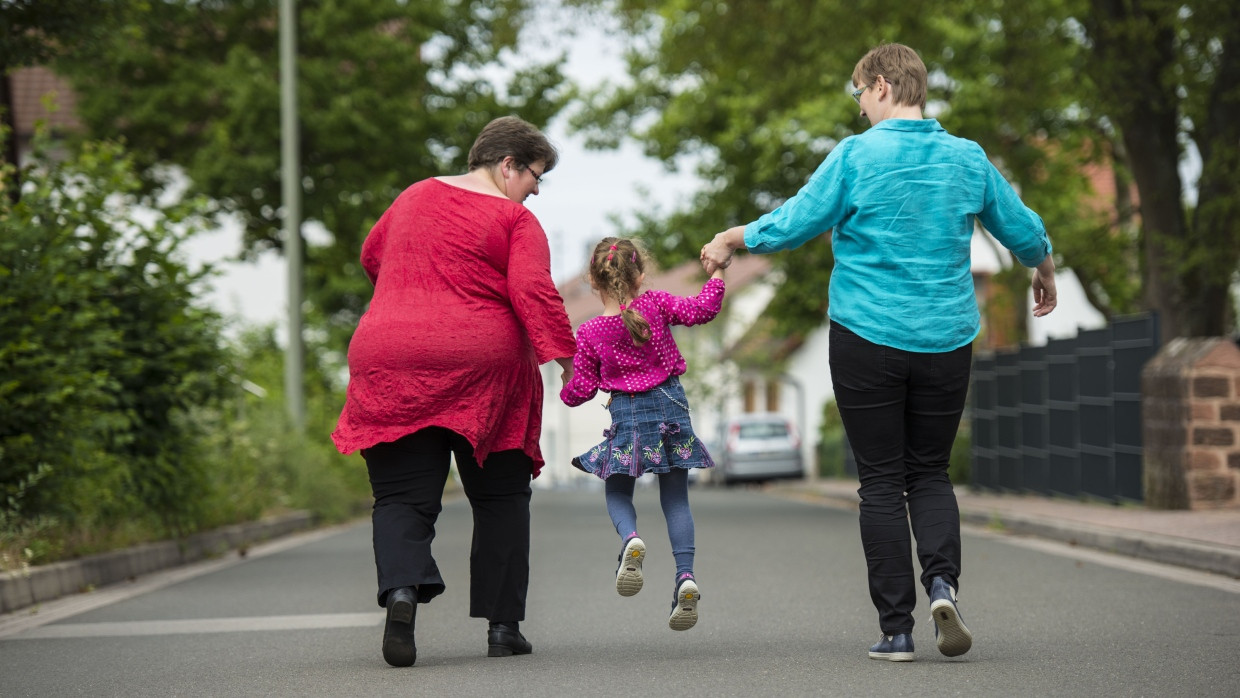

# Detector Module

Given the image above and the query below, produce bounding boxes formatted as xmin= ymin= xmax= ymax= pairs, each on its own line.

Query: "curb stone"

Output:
xmin=957 ymin=509 xmax=1240 ymax=578
xmin=0 ymin=511 xmax=315 ymax=615
xmin=775 ymin=483 xmax=1240 ymax=580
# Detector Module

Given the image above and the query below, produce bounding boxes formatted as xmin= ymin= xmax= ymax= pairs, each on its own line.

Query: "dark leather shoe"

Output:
xmin=487 ymin=622 xmax=532 ymax=657
xmin=382 ymin=587 xmax=416 ymax=667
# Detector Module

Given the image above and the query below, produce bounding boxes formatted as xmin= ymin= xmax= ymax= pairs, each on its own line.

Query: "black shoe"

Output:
xmin=487 ymin=621 xmax=533 ymax=657
xmin=382 ymin=587 xmax=416 ymax=667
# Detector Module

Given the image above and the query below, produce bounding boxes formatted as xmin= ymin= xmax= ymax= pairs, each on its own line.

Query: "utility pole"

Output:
xmin=279 ymin=0 xmax=305 ymax=431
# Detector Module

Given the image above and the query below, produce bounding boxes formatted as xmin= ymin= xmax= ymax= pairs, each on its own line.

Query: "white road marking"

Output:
xmin=9 ymin=612 xmax=384 ymax=640
xmin=0 ymin=520 xmax=369 ymax=640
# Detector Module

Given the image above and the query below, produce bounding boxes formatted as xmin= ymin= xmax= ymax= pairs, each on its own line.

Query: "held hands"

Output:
xmin=1031 ymin=255 xmax=1058 ymax=317
xmin=556 ymin=357 xmax=574 ymax=389
xmin=701 ymin=226 xmax=744 ymax=274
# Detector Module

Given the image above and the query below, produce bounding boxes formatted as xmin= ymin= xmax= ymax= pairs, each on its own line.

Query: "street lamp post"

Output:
xmin=279 ymin=0 xmax=304 ymax=431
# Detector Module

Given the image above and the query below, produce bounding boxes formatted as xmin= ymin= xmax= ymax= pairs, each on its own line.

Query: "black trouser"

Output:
xmin=362 ymin=427 xmax=533 ymax=622
xmin=828 ymin=322 xmax=971 ymax=635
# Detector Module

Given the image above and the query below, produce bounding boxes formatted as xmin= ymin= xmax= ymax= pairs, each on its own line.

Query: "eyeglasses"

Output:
xmin=526 ymin=165 xmax=543 ymax=185
xmin=850 ymin=84 xmax=870 ymax=104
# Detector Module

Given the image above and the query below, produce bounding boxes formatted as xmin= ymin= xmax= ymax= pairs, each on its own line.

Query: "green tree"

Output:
xmin=569 ymin=0 xmax=1239 ymax=344
xmin=53 ymin=0 xmax=570 ymax=350
xmin=0 ymin=134 xmax=229 ymax=552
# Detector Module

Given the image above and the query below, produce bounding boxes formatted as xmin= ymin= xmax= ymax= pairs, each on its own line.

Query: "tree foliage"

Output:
xmin=0 ymin=135 xmax=230 ymax=545
xmin=569 ymin=0 xmax=1240 ymax=344
xmin=53 ymin=0 xmax=571 ymax=350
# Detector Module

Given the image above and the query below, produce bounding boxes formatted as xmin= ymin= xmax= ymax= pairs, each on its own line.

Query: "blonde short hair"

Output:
xmin=852 ymin=43 xmax=928 ymax=109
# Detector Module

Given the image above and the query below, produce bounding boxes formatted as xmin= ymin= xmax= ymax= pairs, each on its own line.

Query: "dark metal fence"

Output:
xmin=971 ymin=313 xmax=1159 ymax=502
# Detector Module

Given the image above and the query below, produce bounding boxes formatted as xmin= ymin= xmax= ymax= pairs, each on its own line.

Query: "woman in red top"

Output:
xmin=332 ymin=116 xmax=576 ymax=667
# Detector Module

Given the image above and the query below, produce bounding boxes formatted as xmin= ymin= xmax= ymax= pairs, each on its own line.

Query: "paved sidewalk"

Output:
xmin=772 ymin=479 xmax=1240 ymax=579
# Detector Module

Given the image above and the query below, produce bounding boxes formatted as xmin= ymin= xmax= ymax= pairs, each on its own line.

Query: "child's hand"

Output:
xmin=710 ymin=265 xmax=725 ymax=280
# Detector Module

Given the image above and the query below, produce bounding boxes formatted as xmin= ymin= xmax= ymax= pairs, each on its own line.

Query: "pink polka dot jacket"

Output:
xmin=560 ymin=278 xmax=725 ymax=406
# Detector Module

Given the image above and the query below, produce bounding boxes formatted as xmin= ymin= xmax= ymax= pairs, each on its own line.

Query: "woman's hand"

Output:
xmin=556 ymin=356 xmax=575 ymax=388
xmin=701 ymin=226 xmax=746 ymax=273
xmin=1031 ymin=255 xmax=1058 ymax=317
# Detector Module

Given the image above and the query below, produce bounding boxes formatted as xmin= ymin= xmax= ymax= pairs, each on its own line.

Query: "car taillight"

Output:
xmin=727 ymin=423 xmax=740 ymax=452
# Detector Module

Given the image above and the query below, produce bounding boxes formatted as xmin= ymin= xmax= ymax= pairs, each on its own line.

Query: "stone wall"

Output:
xmin=1142 ymin=338 xmax=1240 ymax=509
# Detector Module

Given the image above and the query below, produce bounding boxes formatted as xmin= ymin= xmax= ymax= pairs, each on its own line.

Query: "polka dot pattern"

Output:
xmin=560 ymin=278 xmax=725 ymax=406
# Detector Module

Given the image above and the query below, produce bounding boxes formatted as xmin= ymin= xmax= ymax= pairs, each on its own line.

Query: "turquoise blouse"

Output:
xmin=744 ymin=118 xmax=1051 ymax=353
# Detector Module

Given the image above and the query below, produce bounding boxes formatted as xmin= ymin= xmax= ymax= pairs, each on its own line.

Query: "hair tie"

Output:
xmin=631 ymin=251 xmax=637 ymax=263
xmin=608 ymin=245 xmax=618 ymax=250
xmin=619 ymin=302 xmax=626 ymax=311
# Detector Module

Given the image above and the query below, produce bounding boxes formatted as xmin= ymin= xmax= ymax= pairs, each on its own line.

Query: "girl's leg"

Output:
xmin=605 ymin=475 xmax=645 ymax=596
xmin=657 ymin=468 xmax=695 ymax=578
xmin=604 ymin=474 xmax=639 ymax=540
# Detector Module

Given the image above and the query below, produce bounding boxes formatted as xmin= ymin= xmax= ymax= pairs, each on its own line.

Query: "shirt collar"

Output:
xmin=871 ymin=118 xmax=945 ymax=133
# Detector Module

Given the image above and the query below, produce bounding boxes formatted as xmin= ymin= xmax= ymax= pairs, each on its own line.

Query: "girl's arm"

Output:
xmin=652 ymin=277 xmax=726 ymax=327
xmin=560 ymin=334 xmax=602 ymax=406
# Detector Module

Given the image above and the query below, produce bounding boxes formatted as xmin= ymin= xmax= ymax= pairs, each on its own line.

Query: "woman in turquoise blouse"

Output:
xmin=701 ymin=42 xmax=1058 ymax=663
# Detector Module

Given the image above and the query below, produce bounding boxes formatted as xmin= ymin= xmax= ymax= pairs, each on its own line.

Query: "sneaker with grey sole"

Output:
xmin=615 ymin=537 xmax=645 ymax=597
xmin=929 ymin=576 xmax=973 ymax=657
xmin=668 ymin=574 xmax=699 ymax=631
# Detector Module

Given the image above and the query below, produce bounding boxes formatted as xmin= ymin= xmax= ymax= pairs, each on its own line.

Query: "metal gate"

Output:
xmin=971 ymin=314 xmax=1159 ymax=502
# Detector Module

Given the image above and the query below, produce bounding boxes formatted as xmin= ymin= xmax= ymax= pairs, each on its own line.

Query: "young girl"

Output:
xmin=560 ymin=237 xmax=725 ymax=631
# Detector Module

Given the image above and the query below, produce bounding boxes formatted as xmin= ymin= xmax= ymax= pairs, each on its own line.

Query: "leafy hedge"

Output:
xmin=1 ymin=138 xmax=369 ymax=569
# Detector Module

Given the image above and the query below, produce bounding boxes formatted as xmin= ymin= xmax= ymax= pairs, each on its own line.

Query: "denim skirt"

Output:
xmin=573 ymin=375 xmax=715 ymax=480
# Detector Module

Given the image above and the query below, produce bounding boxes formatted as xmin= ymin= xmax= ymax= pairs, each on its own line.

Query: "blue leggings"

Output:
xmin=604 ymin=469 xmax=695 ymax=578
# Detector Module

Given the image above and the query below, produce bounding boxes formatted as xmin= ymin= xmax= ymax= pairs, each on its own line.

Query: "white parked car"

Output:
xmin=715 ymin=413 xmax=804 ymax=485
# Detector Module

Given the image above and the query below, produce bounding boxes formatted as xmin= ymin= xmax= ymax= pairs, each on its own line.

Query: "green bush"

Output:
xmin=1 ymin=137 xmax=369 ymax=569
xmin=1 ymin=138 xmax=228 ymax=547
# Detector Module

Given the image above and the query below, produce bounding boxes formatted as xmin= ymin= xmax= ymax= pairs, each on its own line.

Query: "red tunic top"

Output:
xmin=331 ymin=178 xmax=576 ymax=476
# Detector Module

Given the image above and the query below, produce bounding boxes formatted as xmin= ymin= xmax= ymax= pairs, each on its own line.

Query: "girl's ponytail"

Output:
xmin=620 ymin=304 xmax=652 ymax=347
xmin=589 ymin=237 xmax=652 ymax=346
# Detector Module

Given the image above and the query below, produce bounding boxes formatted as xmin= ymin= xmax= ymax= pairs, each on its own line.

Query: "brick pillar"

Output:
xmin=1142 ymin=338 xmax=1240 ymax=509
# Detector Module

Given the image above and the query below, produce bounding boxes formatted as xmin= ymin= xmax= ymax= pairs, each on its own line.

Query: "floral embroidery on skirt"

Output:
xmin=572 ymin=375 xmax=715 ymax=480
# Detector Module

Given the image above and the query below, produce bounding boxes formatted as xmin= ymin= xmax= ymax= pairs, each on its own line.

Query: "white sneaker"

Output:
xmin=615 ymin=537 xmax=645 ymax=597
xmin=668 ymin=575 xmax=699 ymax=631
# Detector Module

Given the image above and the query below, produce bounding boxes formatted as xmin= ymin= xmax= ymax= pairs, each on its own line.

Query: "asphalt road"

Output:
xmin=2 ymin=486 xmax=1238 ymax=696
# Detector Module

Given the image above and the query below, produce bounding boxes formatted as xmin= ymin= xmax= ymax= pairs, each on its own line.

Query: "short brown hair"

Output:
xmin=467 ymin=115 xmax=558 ymax=174
xmin=852 ymin=43 xmax=928 ymax=109
xmin=588 ymin=237 xmax=651 ymax=346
